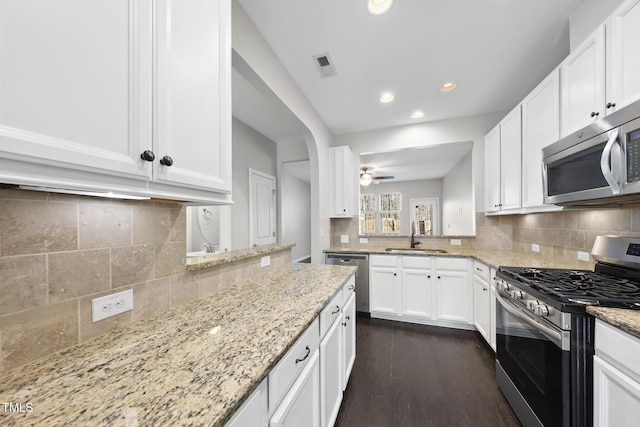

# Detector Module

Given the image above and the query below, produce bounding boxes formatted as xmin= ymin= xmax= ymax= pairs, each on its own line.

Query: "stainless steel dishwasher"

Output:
xmin=325 ymin=252 xmax=369 ymax=314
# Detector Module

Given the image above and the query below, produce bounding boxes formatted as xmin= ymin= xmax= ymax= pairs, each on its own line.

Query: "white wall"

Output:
xmin=282 ymin=172 xmax=311 ymax=261
xmin=233 ymin=1 xmax=334 ymax=263
xmin=333 ymin=112 xmax=504 ymax=213
xmin=569 ymin=0 xmax=626 ymax=50
xmin=231 ymin=117 xmax=278 ymax=249
xmin=361 ymin=179 xmax=442 ymax=235
xmin=442 ymin=152 xmax=474 ymax=236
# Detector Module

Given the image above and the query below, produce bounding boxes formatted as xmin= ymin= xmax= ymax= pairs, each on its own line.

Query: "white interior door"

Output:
xmin=249 ymin=169 xmax=277 ymax=247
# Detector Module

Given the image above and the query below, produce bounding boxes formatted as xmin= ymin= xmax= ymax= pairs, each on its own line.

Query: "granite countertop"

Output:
xmin=587 ymin=307 xmax=640 ymax=340
xmin=186 ymin=243 xmax=295 ymax=271
xmin=0 ymin=263 xmax=356 ymax=427
xmin=326 ymin=246 xmax=590 ymax=270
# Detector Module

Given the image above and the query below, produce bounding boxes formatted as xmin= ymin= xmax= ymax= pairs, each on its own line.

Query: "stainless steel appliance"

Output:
xmin=543 ymin=98 xmax=640 ymax=206
xmin=325 ymin=252 xmax=369 ymax=313
xmin=495 ymin=235 xmax=640 ymax=427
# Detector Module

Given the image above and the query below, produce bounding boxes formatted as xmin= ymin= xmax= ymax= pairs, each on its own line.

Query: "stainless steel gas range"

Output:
xmin=494 ymin=235 xmax=640 ymax=427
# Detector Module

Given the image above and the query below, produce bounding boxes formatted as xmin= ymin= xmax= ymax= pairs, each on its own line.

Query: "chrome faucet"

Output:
xmin=410 ymin=221 xmax=421 ymax=248
xmin=204 ymin=242 xmax=216 ymax=253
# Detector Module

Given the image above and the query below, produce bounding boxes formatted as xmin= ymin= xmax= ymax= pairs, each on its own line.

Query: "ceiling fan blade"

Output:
xmin=372 ymin=175 xmax=394 ymax=180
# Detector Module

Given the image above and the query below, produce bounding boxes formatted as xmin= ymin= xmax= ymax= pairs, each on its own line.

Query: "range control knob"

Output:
xmin=511 ymin=290 xmax=523 ymax=300
xmin=497 ymin=281 xmax=509 ymax=292
xmin=526 ymin=300 xmax=538 ymax=311
xmin=535 ymin=304 xmax=550 ymax=316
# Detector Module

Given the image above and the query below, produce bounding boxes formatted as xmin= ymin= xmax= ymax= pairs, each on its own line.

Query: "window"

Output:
xmin=360 ymin=192 xmax=402 ymax=234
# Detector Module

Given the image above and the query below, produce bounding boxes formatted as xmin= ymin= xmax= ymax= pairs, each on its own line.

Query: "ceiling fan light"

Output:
xmin=368 ymin=0 xmax=393 ymax=15
xmin=360 ymin=172 xmax=373 ymax=186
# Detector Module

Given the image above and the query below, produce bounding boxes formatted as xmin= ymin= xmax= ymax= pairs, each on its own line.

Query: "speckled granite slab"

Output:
xmin=187 ymin=243 xmax=295 ymax=271
xmin=0 ymin=263 xmax=355 ymax=427
xmin=327 ymin=247 xmax=590 ymax=270
xmin=587 ymin=307 xmax=640 ymax=340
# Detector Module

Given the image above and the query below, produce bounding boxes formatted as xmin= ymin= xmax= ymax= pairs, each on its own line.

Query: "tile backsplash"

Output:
xmin=0 ymin=188 xmax=290 ymax=373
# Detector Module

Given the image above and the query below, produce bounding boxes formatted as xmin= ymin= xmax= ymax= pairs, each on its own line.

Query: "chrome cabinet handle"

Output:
xmin=295 ymin=346 xmax=311 ymax=364
xmin=331 ymin=306 xmax=340 ymax=315
xmin=348 ymin=285 xmax=355 ymax=291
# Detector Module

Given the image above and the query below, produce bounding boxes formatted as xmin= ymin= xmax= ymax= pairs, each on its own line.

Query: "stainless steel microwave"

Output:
xmin=543 ymin=99 xmax=640 ymax=206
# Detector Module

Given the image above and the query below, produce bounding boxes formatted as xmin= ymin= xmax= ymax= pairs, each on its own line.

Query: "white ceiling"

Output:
xmin=360 ymin=141 xmax=473 ymax=182
xmin=236 ymin=0 xmax=584 ymax=136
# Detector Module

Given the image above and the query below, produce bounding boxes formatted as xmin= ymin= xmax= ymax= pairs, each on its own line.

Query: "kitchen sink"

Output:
xmin=385 ymin=248 xmax=448 ymax=255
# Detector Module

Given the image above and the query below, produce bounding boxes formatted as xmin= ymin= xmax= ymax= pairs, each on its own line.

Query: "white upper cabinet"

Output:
xmin=560 ymin=27 xmax=605 ymax=137
xmin=329 ymin=146 xmax=355 ymax=218
xmin=521 ymin=68 xmax=561 ymax=209
xmin=484 ymin=105 xmax=522 ymax=213
xmin=0 ymin=0 xmax=232 ymax=203
xmin=606 ymin=0 xmax=640 ymax=113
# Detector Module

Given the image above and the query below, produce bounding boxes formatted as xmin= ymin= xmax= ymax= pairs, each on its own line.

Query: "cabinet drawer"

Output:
xmin=370 ymin=254 xmax=397 ymax=268
xmin=473 ymin=261 xmax=490 ymax=281
xmin=435 ymin=257 xmax=468 ymax=271
xmin=269 ymin=317 xmax=320 ymax=413
xmin=320 ymin=291 xmax=343 ymax=338
xmin=402 ymin=256 xmax=431 ymax=269
xmin=342 ymin=275 xmax=355 ymax=305
xmin=595 ymin=320 xmax=640 ymax=380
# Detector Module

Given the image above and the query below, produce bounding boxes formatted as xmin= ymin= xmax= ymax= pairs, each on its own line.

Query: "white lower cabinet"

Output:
xmin=370 ymin=255 xmax=472 ymax=329
xmin=342 ymin=292 xmax=356 ymax=390
xmin=270 ymin=349 xmax=321 ymax=427
xmin=320 ymin=318 xmax=342 ymax=427
xmin=593 ymin=320 xmax=640 ymax=426
xmin=224 ymin=379 xmax=268 ymax=427
xmin=473 ymin=260 xmax=496 ymax=350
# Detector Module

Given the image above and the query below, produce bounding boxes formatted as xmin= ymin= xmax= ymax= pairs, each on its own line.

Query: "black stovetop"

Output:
xmin=497 ymin=266 xmax=640 ymax=309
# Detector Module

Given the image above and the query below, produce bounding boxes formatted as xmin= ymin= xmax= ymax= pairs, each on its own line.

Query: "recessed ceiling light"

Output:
xmin=368 ymin=0 xmax=393 ymax=15
xmin=410 ymin=111 xmax=424 ymax=119
xmin=440 ymin=82 xmax=457 ymax=92
xmin=380 ymin=92 xmax=394 ymax=103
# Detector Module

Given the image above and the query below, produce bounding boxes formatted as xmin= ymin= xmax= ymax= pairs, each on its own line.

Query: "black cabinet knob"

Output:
xmin=140 ymin=150 xmax=155 ymax=162
xmin=591 ymin=111 xmax=600 ymax=118
xmin=160 ymin=155 xmax=174 ymax=166
xmin=606 ymin=102 xmax=617 ymax=109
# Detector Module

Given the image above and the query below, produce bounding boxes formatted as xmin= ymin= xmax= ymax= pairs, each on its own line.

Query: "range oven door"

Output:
xmin=496 ymin=292 xmax=570 ymax=427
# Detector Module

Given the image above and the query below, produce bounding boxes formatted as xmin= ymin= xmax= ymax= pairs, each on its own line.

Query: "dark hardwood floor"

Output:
xmin=336 ymin=316 xmax=522 ymax=427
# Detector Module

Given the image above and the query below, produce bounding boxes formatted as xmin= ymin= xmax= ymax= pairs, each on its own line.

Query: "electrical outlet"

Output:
xmin=359 ymin=237 xmax=368 ymax=244
xmin=578 ymin=251 xmax=590 ymax=262
xmin=450 ymin=239 xmax=461 ymax=246
xmin=532 ymin=243 xmax=540 ymax=252
xmin=261 ymin=256 xmax=271 ymax=267
xmin=92 ymin=289 xmax=133 ymax=322
xmin=340 ymin=235 xmax=349 ymax=243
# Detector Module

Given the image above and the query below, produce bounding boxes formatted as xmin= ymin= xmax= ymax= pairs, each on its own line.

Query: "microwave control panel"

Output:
xmin=627 ymin=128 xmax=640 ymax=183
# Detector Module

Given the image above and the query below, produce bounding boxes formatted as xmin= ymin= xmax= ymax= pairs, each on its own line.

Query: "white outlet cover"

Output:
xmin=92 ymin=289 xmax=133 ymax=322
xmin=450 ymin=239 xmax=461 ymax=246
xmin=261 ymin=256 xmax=271 ymax=267
xmin=359 ymin=237 xmax=368 ymax=244
xmin=532 ymin=243 xmax=540 ymax=252
xmin=340 ymin=235 xmax=349 ymax=243
xmin=578 ymin=251 xmax=590 ymax=262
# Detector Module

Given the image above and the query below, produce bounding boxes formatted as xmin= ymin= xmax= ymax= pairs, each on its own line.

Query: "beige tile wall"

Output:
xmin=0 ymin=188 xmax=291 ymax=373
xmin=331 ymin=207 xmax=640 ymax=264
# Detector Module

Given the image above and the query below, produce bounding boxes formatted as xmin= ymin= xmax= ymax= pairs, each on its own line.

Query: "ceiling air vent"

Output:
xmin=313 ymin=53 xmax=337 ymax=78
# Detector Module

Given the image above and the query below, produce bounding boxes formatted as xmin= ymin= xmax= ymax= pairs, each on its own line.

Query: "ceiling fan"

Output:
xmin=360 ymin=167 xmax=394 ymax=186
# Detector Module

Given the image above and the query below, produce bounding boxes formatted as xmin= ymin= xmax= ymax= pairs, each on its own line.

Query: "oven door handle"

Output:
xmin=600 ymin=128 xmax=621 ymax=195
xmin=496 ymin=292 xmax=563 ymax=349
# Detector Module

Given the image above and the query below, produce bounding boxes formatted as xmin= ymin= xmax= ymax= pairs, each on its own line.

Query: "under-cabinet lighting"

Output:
xmin=18 ymin=186 xmax=151 ymax=200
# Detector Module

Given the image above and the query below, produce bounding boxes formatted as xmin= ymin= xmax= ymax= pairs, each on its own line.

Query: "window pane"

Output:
xmin=360 ymin=194 xmax=377 ymax=211
xmin=380 ymin=193 xmax=401 ymax=211
xmin=380 ymin=212 xmax=400 ymax=232
xmin=360 ymin=213 xmax=376 ymax=233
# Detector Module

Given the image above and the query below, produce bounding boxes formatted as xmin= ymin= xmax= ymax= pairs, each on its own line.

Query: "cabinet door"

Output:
xmin=436 ymin=270 xmax=470 ymax=323
xmin=500 ymin=106 xmax=522 ymax=211
xmin=270 ymin=350 xmax=320 ymax=427
xmin=369 ymin=267 xmax=398 ymax=315
xmin=402 ymin=268 xmax=434 ymax=319
xmin=473 ymin=275 xmax=491 ymax=342
xmin=484 ymin=125 xmax=501 ymax=213
xmin=329 ymin=146 xmax=354 ymax=218
xmin=522 ymin=69 xmax=560 ymax=209
xmin=490 ymin=274 xmax=497 ymax=351
xmin=0 ymin=0 xmax=151 ymax=181
xmin=342 ymin=293 xmax=356 ymax=390
xmin=225 ymin=378 xmax=268 ymax=427
xmin=560 ymin=27 xmax=605 ymax=137
xmin=593 ymin=355 xmax=640 ymax=427
xmin=607 ymin=0 xmax=640 ymax=112
xmin=154 ymin=0 xmax=231 ymax=192
xmin=320 ymin=319 xmax=342 ymax=427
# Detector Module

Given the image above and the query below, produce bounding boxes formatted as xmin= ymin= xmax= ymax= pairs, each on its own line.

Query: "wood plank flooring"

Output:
xmin=336 ymin=316 xmax=522 ymax=427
